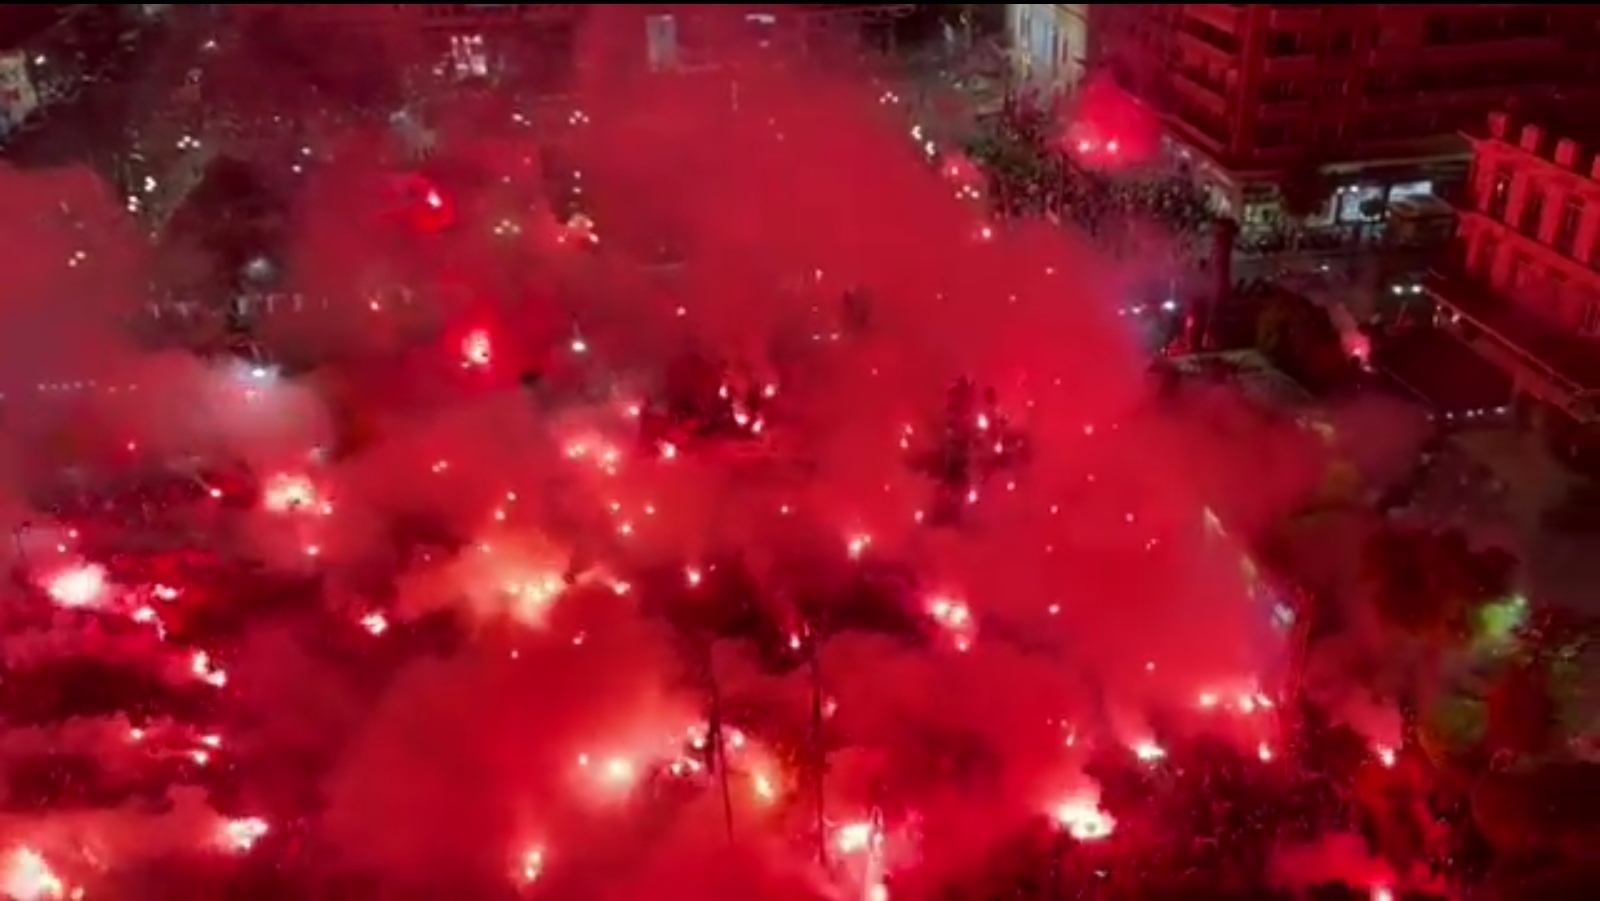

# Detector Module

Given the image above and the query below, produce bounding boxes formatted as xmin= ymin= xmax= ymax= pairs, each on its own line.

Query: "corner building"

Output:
xmin=1427 ymin=109 xmax=1600 ymax=450
xmin=1091 ymin=5 xmax=1600 ymax=229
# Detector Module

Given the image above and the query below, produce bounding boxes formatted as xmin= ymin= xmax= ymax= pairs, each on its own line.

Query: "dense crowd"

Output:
xmin=10 ymin=408 xmax=1591 ymax=899
xmin=965 ymin=101 xmax=1215 ymax=259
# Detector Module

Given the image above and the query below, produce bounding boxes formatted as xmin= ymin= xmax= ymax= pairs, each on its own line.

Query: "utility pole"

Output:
xmin=706 ymin=639 xmax=736 ymax=844
xmin=809 ymin=634 xmax=828 ymax=866
xmin=11 ymin=524 xmax=24 ymax=565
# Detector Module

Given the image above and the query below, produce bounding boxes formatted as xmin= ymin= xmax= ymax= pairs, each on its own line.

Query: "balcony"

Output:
xmin=1160 ymin=109 xmax=1227 ymax=157
xmin=1425 ymin=267 xmax=1600 ymax=420
xmin=1174 ymin=26 xmax=1237 ymax=63
xmin=1182 ymin=5 xmax=1243 ymax=35
xmin=1266 ymin=6 xmax=1323 ymax=30
xmin=1366 ymin=35 xmax=1565 ymax=68
xmin=1255 ymin=95 xmax=1312 ymax=119
xmin=1259 ymin=52 xmax=1317 ymax=75
xmin=1170 ymin=67 xmax=1228 ymax=107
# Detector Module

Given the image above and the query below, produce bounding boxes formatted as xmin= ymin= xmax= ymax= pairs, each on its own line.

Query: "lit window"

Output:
xmin=449 ymin=33 xmax=488 ymax=78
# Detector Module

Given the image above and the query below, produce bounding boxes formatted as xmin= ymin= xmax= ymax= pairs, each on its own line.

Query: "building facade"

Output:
xmin=1005 ymin=5 xmax=1088 ymax=99
xmin=1091 ymin=5 xmax=1600 ymax=227
xmin=1428 ymin=109 xmax=1600 ymax=429
xmin=230 ymin=5 xmax=912 ymax=88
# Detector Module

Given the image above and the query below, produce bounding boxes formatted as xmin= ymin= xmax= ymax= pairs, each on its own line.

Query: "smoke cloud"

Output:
xmin=0 ymin=9 xmax=1428 ymax=898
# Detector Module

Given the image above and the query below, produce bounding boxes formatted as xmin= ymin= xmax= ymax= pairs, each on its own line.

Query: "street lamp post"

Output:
xmin=687 ymin=629 xmax=737 ymax=845
xmin=12 ymin=523 xmax=27 ymax=569
xmin=809 ymin=634 xmax=828 ymax=866
xmin=703 ymin=638 xmax=737 ymax=844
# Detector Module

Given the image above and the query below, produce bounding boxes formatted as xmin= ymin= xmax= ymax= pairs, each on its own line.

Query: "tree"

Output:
xmin=1252 ymin=293 xmax=1351 ymax=393
xmin=1483 ymin=660 xmax=1559 ymax=759
xmin=1491 ymin=606 xmax=1598 ymax=760
xmin=967 ymin=97 xmax=1058 ymax=213
xmin=1472 ymin=761 xmax=1600 ymax=862
xmin=1252 ymin=295 xmax=1293 ymax=359
xmin=1361 ymin=527 xmax=1514 ymax=646
xmin=1277 ymin=163 xmax=1332 ymax=225
xmin=1360 ymin=527 xmax=1516 ymax=731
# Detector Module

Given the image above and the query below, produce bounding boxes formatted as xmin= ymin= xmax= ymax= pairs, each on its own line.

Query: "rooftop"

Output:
xmin=1475 ymin=100 xmax=1600 ymax=184
xmin=1487 ymin=95 xmax=1600 ymax=148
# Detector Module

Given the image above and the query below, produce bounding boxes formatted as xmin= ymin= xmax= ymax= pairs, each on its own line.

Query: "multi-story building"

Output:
xmin=1006 ymin=5 xmax=1088 ymax=99
xmin=1427 ymin=108 xmax=1600 ymax=437
xmin=229 ymin=5 xmax=913 ymax=91
xmin=1091 ymin=5 xmax=1600 ymax=229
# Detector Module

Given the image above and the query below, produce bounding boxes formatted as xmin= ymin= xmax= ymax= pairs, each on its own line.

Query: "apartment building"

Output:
xmin=1427 ymin=108 xmax=1600 ymax=430
xmin=1091 ymin=5 xmax=1600 ymax=227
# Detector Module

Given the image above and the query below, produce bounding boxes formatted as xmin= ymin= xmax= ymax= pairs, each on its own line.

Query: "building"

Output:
xmin=229 ymin=5 xmax=913 ymax=89
xmin=1427 ymin=108 xmax=1600 ymax=436
xmin=1 ymin=10 xmax=184 ymax=235
xmin=1005 ymin=5 xmax=1088 ymax=99
xmin=1091 ymin=5 xmax=1600 ymax=229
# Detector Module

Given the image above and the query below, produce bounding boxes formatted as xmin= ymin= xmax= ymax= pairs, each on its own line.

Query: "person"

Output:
xmin=662 ymin=351 xmax=721 ymax=428
xmin=840 ymin=286 xmax=873 ymax=334
xmin=939 ymin=378 xmax=978 ymax=488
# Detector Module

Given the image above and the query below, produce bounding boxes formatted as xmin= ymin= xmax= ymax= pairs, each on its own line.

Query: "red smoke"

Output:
xmin=0 ymin=11 xmax=1416 ymax=899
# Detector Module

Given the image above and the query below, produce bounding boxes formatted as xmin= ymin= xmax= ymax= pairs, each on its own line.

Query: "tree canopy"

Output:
xmin=1277 ymin=163 xmax=1332 ymax=222
xmin=1471 ymin=761 xmax=1600 ymax=861
xmin=1252 ymin=293 xmax=1353 ymax=394
xmin=1360 ymin=527 xmax=1515 ymax=645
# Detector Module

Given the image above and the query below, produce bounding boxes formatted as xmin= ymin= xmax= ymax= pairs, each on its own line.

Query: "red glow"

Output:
xmin=385 ymin=173 xmax=457 ymax=234
xmin=461 ymin=328 xmax=493 ymax=369
xmin=0 ymin=29 xmax=1498 ymax=901
xmin=1062 ymin=78 xmax=1161 ymax=169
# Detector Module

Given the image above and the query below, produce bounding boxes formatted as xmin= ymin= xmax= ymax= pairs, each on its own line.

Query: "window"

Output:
xmin=1546 ymin=271 xmax=1568 ymax=313
xmin=1505 ymin=10 xmax=1549 ymax=38
xmin=1182 ymin=18 xmax=1238 ymax=53
xmin=448 ymin=33 xmax=488 ymax=78
xmin=1555 ymin=196 xmax=1584 ymax=257
xmin=1519 ymin=184 xmax=1545 ymax=238
xmin=646 ymin=14 xmax=678 ymax=70
xmin=1507 ymin=252 xmax=1531 ymax=293
xmin=1267 ymin=30 xmax=1301 ymax=56
xmin=1487 ymin=165 xmax=1512 ymax=219
xmin=1423 ymin=16 xmax=1450 ymax=45
xmin=1260 ymin=78 xmax=1303 ymax=102
xmin=742 ymin=12 xmax=777 ymax=49
xmin=1328 ymin=30 xmax=1353 ymax=54
xmin=1582 ymin=300 xmax=1600 ymax=336
xmin=1473 ymin=235 xmax=1499 ymax=276
xmin=1256 ymin=121 xmax=1293 ymax=147
xmin=1390 ymin=180 xmax=1435 ymax=202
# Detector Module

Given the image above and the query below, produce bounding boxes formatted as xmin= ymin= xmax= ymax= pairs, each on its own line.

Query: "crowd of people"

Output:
xmin=966 ymin=100 xmax=1216 ymax=261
